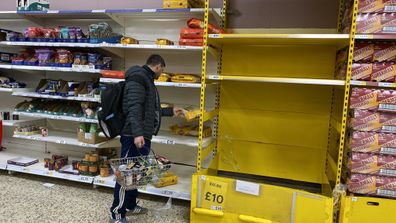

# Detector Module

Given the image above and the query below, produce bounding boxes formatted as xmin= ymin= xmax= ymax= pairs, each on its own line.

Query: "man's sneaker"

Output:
xmin=109 ymin=218 xmax=128 ymax=223
xmin=126 ymin=205 xmax=149 ymax=216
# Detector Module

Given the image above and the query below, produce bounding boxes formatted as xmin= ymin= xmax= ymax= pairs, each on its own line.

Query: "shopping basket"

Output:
xmin=109 ymin=154 xmax=171 ymax=190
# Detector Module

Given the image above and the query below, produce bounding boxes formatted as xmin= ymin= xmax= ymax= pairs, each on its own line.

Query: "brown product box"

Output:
xmin=374 ymin=44 xmax=396 ymax=62
xmin=371 ymin=63 xmax=396 ymax=82
xmin=77 ymin=131 xmax=107 ymax=145
xmin=352 ymin=63 xmax=373 ymax=80
xmin=349 ymin=131 xmax=396 ymax=153
xmin=356 ymin=13 xmax=396 ymax=34
xmin=359 ymin=0 xmax=396 ymax=13
xmin=350 ymin=152 xmax=396 ymax=176
xmin=378 ymin=89 xmax=396 ymax=112
xmin=351 ymin=110 xmax=396 ymax=131
xmin=354 ymin=43 xmax=375 ymax=62
xmin=348 ymin=174 xmax=396 ymax=198
xmin=350 ymin=88 xmax=379 ymax=110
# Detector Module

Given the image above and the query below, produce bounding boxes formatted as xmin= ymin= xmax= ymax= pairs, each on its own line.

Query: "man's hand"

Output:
xmin=134 ymin=136 xmax=145 ymax=149
xmin=173 ymin=107 xmax=187 ymax=118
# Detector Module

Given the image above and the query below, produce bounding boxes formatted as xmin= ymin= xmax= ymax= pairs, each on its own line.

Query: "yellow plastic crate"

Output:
xmin=191 ymin=172 xmax=333 ymax=223
xmin=339 ymin=195 xmax=396 ymax=223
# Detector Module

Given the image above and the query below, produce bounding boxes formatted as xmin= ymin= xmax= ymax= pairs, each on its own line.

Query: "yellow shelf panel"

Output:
xmin=209 ymin=33 xmax=350 ymax=48
xmin=208 ymin=75 xmax=345 ymax=86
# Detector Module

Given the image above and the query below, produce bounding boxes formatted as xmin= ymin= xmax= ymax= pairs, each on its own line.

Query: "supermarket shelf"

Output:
xmin=350 ymin=80 xmax=396 ymax=88
xmin=208 ymin=75 xmax=346 ymax=86
xmin=355 ymin=34 xmax=396 ymax=40
xmin=13 ymin=111 xmax=98 ymax=123
xmin=0 ymin=64 xmax=101 ymax=73
xmin=0 ymin=41 xmax=203 ymax=51
xmin=101 ymin=78 xmax=203 ymax=88
xmin=12 ymin=91 xmax=100 ymax=103
xmin=93 ymin=164 xmax=194 ymax=200
xmin=208 ymin=33 xmax=350 ymax=48
xmin=0 ymin=150 xmax=93 ymax=183
xmin=100 ymin=130 xmax=213 ymax=148
xmin=13 ymin=130 xmax=118 ymax=148
xmin=2 ymin=118 xmax=43 ymax=127
xmin=0 ymin=87 xmax=34 ymax=93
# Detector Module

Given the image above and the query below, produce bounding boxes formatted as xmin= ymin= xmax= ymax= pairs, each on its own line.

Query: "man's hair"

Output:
xmin=146 ymin=54 xmax=165 ymax=67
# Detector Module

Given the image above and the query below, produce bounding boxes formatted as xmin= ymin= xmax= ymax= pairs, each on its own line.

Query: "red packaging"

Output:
xmin=354 ymin=43 xmax=375 ymax=62
xmin=371 ymin=63 xmax=396 ymax=82
xmin=187 ymin=18 xmax=225 ymax=34
xmin=179 ymin=28 xmax=204 ymax=39
xmin=350 ymin=88 xmax=379 ymax=110
xmin=374 ymin=44 xmax=396 ymax=62
xmin=179 ymin=38 xmax=203 ymax=46
xmin=349 ymin=131 xmax=396 ymax=154
xmin=352 ymin=63 xmax=373 ymax=80
xmin=356 ymin=13 xmax=396 ymax=34
xmin=378 ymin=90 xmax=396 ymax=112
xmin=359 ymin=0 xmax=396 ymax=13
xmin=350 ymin=110 xmax=396 ymax=132
xmin=350 ymin=152 xmax=396 ymax=176
xmin=348 ymin=174 xmax=396 ymax=198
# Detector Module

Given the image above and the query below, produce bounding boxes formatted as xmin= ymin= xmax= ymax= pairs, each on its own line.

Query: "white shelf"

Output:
xmin=0 ymin=41 xmax=203 ymax=51
xmin=13 ymin=111 xmax=98 ymax=123
xmin=208 ymin=75 xmax=346 ymax=86
xmin=0 ymin=64 xmax=101 ymax=73
xmin=0 ymin=87 xmax=33 ymax=93
xmin=0 ymin=150 xmax=94 ymax=183
xmin=100 ymin=78 xmax=203 ymax=88
xmin=94 ymin=164 xmax=194 ymax=200
xmin=2 ymin=118 xmax=43 ymax=126
xmin=12 ymin=91 xmax=100 ymax=102
xmin=13 ymin=130 xmax=118 ymax=148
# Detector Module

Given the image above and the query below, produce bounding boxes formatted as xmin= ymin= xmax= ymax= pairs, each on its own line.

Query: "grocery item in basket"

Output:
xmin=356 ymin=13 xmax=396 ymax=34
xmin=350 ymin=88 xmax=379 ymax=110
xmin=354 ymin=43 xmax=375 ymax=62
xmin=358 ymin=0 xmax=396 ymax=13
xmin=352 ymin=63 xmax=372 ymax=81
xmin=374 ymin=44 xmax=396 ymax=62
xmin=350 ymin=152 xmax=396 ymax=176
xmin=371 ymin=63 xmax=396 ymax=82
xmin=156 ymin=38 xmax=174 ymax=45
xmin=348 ymin=174 xmax=396 ymax=198
xmin=349 ymin=131 xmax=396 ymax=154
xmin=171 ymin=74 xmax=200 ymax=83
xmin=179 ymin=28 xmax=204 ymax=39
xmin=350 ymin=110 xmax=396 ymax=132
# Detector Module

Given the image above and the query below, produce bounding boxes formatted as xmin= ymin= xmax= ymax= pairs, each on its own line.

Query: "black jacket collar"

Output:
xmin=143 ymin=65 xmax=156 ymax=81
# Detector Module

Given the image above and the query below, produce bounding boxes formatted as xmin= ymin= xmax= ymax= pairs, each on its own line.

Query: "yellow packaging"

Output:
xmin=163 ymin=0 xmax=189 ymax=8
xmin=153 ymin=173 xmax=178 ymax=188
xmin=184 ymin=106 xmax=200 ymax=121
xmin=171 ymin=74 xmax=200 ymax=83
xmin=156 ymin=73 xmax=172 ymax=82
xmin=156 ymin=38 xmax=174 ymax=46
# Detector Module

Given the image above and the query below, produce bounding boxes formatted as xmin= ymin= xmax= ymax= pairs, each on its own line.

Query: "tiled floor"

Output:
xmin=0 ymin=171 xmax=190 ymax=223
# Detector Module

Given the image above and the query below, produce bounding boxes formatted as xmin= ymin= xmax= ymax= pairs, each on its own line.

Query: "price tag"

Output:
xmin=79 ymin=176 xmax=90 ymax=182
xmin=201 ymin=177 xmax=228 ymax=211
xmin=96 ymin=179 xmax=105 ymax=184
xmin=379 ymin=82 xmax=396 ymax=87
xmin=56 ymin=140 xmax=66 ymax=144
xmin=355 ymin=34 xmax=372 ymax=39
xmin=166 ymin=140 xmax=175 ymax=145
xmin=209 ymin=75 xmax=223 ymax=80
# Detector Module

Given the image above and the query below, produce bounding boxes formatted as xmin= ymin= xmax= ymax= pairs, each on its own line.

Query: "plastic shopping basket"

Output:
xmin=109 ymin=154 xmax=171 ymax=190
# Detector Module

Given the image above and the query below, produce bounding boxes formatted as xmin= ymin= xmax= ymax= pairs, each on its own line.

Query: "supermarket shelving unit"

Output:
xmin=0 ymin=6 xmax=220 ymax=200
xmin=190 ymin=0 xmax=356 ymax=222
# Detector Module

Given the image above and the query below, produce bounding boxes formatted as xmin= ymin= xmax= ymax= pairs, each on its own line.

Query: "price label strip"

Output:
xmin=200 ymin=177 xmax=228 ymax=211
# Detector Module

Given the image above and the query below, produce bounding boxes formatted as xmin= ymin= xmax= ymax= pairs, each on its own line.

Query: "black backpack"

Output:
xmin=98 ymin=77 xmax=131 ymax=139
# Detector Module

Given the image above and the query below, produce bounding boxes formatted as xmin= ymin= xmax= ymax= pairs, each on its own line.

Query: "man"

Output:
xmin=110 ymin=54 xmax=184 ymax=223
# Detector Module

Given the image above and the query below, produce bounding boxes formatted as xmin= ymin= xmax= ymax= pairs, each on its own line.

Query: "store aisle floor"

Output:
xmin=0 ymin=171 xmax=190 ymax=223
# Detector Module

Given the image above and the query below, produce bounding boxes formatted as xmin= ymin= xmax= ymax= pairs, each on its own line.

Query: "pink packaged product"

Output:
xmin=374 ymin=44 xmax=396 ymax=62
xmin=348 ymin=174 xmax=396 ymax=198
xmin=349 ymin=110 xmax=396 ymax=132
xmin=356 ymin=13 xmax=396 ymax=34
xmin=358 ymin=0 xmax=396 ymax=13
xmin=352 ymin=63 xmax=373 ymax=80
xmin=350 ymin=88 xmax=379 ymax=110
xmin=348 ymin=131 xmax=396 ymax=154
xmin=371 ymin=63 xmax=396 ymax=82
xmin=354 ymin=43 xmax=375 ymax=62
xmin=378 ymin=90 xmax=396 ymax=112
xmin=350 ymin=152 xmax=396 ymax=176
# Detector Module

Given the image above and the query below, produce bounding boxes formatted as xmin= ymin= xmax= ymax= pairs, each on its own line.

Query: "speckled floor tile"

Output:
xmin=0 ymin=171 xmax=190 ymax=223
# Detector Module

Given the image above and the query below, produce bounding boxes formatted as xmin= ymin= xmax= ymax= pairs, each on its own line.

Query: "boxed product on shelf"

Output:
xmin=352 ymin=63 xmax=373 ymax=80
xmin=350 ymin=88 xmax=379 ymax=110
xmin=17 ymin=0 xmax=49 ymax=11
xmin=7 ymin=157 xmax=39 ymax=166
xmin=371 ymin=63 xmax=396 ymax=82
xmin=350 ymin=110 xmax=396 ymax=132
xmin=356 ymin=13 xmax=396 ymax=34
xmin=348 ymin=131 xmax=396 ymax=154
xmin=348 ymin=173 xmax=396 ymax=198
xmin=179 ymin=38 xmax=203 ymax=46
xmin=350 ymin=152 xmax=396 ymax=176
xmin=180 ymin=28 xmax=204 ymax=39
xmin=354 ymin=43 xmax=375 ymax=62
xmin=78 ymin=123 xmax=106 ymax=144
xmin=374 ymin=43 xmax=396 ymax=62
xmin=13 ymin=125 xmax=44 ymax=136
xmin=358 ymin=0 xmax=396 ymax=13
xmin=187 ymin=18 xmax=225 ymax=34
xmin=0 ymin=52 xmax=17 ymax=63
xmin=163 ymin=0 xmax=189 ymax=8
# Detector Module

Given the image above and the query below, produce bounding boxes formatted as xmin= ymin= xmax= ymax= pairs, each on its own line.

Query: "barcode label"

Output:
xmin=211 ymin=206 xmax=222 ymax=211
xmin=377 ymin=189 xmax=396 ymax=197
xmin=383 ymin=27 xmax=396 ymax=33
xmin=379 ymin=169 xmax=396 ymax=176
xmin=379 ymin=104 xmax=396 ymax=111
xmin=382 ymin=125 xmax=396 ymax=133
xmin=385 ymin=5 xmax=396 ymax=12
xmin=380 ymin=147 xmax=396 ymax=155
